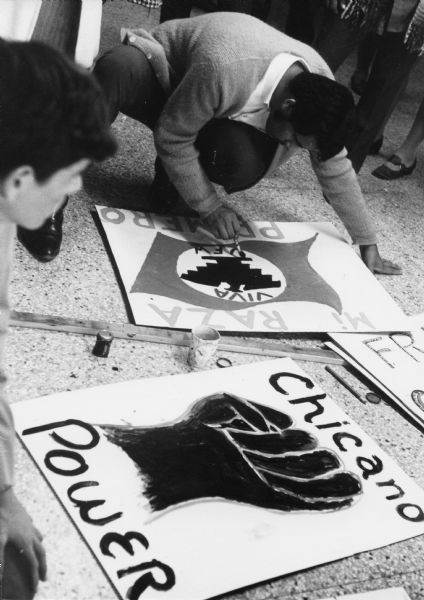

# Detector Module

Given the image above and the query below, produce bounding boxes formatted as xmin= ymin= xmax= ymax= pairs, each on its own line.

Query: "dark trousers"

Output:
xmin=285 ymin=0 xmax=325 ymax=45
xmin=93 ymin=44 xmax=277 ymax=198
xmin=160 ymin=0 xmax=192 ymax=22
xmin=314 ymin=14 xmax=419 ymax=172
xmin=160 ymin=0 xmax=270 ymax=23
xmin=2 ymin=543 xmax=36 ymax=600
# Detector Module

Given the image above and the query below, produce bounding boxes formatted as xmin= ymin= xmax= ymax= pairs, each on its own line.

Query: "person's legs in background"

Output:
xmin=348 ymin=31 xmax=386 ymax=155
xmin=17 ymin=0 xmax=82 ymax=262
xmin=345 ymin=31 xmax=418 ymax=172
xmin=313 ymin=8 xmax=369 ymax=72
xmin=350 ymin=31 xmax=380 ymax=96
xmin=285 ymin=0 xmax=324 ymax=45
xmin=160 ymin=0 xmax=193 ymax=22
xmin=251 ymin=0 xmax=271 ymax=22
xmin=160 ymin=0 xmax=270 ymax=23
xmin=312 ymin=11 xmax=419 ymax=173
xmin=372 ymin=95 xmax=424 ymax=179
xmin=285 ymin=0 xmax=313 ymax=43
xmin=215 ymin=0 xmax=253 ymax=13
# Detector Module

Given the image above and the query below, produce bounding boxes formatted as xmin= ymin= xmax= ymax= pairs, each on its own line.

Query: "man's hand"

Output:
xmin=203 ymin=206 xmax=241 ymax=240
xmin=0 ymin=488 xmax=47 ymax=598
xmin=323 ymin=0 xmax=347 ymax=14
xmin=360 ymin=244 xmax=402 ymax=275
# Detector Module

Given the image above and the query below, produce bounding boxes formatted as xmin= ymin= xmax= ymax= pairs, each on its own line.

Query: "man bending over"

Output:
xmin=94 ymin=12 xmax=400 ymax=275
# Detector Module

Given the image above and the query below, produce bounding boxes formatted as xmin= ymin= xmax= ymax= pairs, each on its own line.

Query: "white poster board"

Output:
xmin=96 ymin=207 xmax=406 ymax=333
xmin=13 ymin=358 xmax=424 ymax=600
xmin=329 ymin=313 xmax=424 ymax=428
xmin=322 ymin=587 xmax=411 ymax=600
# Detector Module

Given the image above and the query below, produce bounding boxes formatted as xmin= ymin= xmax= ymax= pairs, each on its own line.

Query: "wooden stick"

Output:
xmin=325 ymin=366 xmax=366 ymax=403
xmin=9 ymin=310 xmax=345 ymax=365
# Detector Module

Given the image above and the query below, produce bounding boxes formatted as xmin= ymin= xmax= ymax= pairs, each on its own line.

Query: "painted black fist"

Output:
xmin=103 ymin=393 xmax=362 ymax=512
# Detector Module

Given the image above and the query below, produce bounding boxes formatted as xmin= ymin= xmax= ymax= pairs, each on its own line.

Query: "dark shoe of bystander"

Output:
xmin=372 ymin=154 xmax=417 ymax=180
xmin=17 ymin=199 xmax=67 ymax=262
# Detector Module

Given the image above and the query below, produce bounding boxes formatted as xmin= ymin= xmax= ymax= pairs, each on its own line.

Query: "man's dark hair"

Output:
xmin=288 ymin=72 xmax=355 ymax=161
xmin=0 ymin=39 xmax=117 ymax=181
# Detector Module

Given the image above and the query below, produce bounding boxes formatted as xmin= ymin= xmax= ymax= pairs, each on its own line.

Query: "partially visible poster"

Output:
xmin=13 ymin=358 xmax=424 ymax=600
xmin=322 ymin=587 xmax=411 ymax=599
xmin=96 ymin=207 xmax=406 ymax=332
xmin=329 ymin=313 xmax=424 ymax=428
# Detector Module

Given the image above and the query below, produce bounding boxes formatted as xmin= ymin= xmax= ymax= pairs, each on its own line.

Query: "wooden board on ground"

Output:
xmin=13 ymin=358 xmax=424 ymax=600
xmin=9 ymin=310 xmax=345 ymax=365
xmin=96 ymin=207 xmax=406 ymax=333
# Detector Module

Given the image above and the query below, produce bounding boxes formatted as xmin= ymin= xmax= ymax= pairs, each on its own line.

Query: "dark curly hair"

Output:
xmin=288 ymin=72 xmax=356 ymax=162
xmin=0 ymin=39 xmax=117 ymax=181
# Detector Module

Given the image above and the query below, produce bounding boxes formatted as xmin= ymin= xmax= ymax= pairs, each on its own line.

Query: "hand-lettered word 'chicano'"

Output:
xmin=269 ymin=372 xmax=424 ymax=523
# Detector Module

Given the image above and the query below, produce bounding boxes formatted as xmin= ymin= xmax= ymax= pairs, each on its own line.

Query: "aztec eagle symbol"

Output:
xmin=130 ymin=232 xmax=342 ymax=313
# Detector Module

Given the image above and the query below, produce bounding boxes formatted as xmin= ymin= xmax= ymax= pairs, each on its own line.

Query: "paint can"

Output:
xmin=188 ymin=325 xmax=220 ymax=370
xmin=92 ymin=330 xmax=113 ymax=357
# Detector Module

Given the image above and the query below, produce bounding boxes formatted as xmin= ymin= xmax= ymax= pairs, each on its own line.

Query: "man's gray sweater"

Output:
xmin=122 ymin=12 xmax=377 ymax=245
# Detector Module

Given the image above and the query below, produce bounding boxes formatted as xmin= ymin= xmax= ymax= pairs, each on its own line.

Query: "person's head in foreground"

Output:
xmin=0 ymin=38 xmax=117 ymax=229
xmin=266 ymin=71 xmax=355 ymax=162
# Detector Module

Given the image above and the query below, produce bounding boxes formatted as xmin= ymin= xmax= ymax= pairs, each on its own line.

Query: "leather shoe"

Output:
xmin=372 ymin=154 xmax=417 ymax=180
xmin=17 ymin=200 xmax=67 ymax=262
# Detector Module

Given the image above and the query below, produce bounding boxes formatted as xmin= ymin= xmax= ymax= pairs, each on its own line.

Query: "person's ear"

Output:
xmin=280 ymin=98 xmax=296 ymax=118
xmin=1 ymin=166 xmax=36 ymax=202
